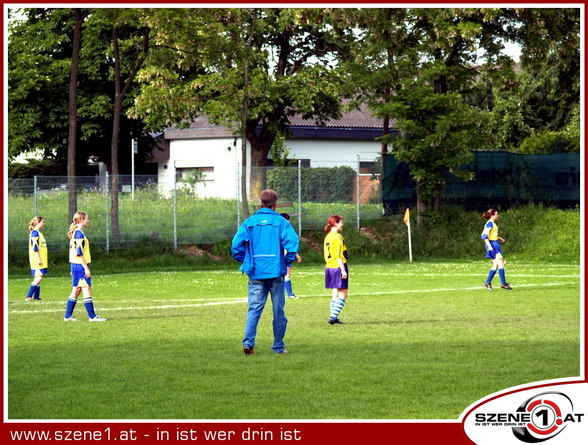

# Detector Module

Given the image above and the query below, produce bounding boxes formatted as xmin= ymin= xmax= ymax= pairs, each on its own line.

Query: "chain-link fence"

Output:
xmin=8 ymin=161 xmax=384 ymax=254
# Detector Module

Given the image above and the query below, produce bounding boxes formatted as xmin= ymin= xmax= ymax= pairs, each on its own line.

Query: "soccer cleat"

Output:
xmin=243 ymin=346 xmax=255 ymax=355
xmin=276 ymin=349 xmax=289 ymax=354
xmin=500 ymin=284 xmax=513 ymax=290
xmin=328 ymin=318 xmax=344 ymax=325
xmin=64 ymin=316 xmax=78 ymax=321
xmin=26 ymin=297 xmax=33 ymax=301
xmin=33 ymin=298 xmax=42 ymax=301
xmin=288 ymin=294 xmax=299 ymax=299
xmin=89 ymin=315 xmax=108 ymax=322
xmin=484 ymin=282 xmax=493 ymax=291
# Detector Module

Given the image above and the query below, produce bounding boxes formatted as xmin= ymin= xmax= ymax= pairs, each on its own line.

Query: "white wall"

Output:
xmin=158 ymin=137 xmax=382 ymax=199
xmin=285 ymin=139 xmax=381 ymax=167
xmin=159 ymin=138 xmax=240 ymax=199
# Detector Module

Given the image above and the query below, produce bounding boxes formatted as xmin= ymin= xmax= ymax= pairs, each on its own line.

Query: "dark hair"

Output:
xmin=324 ymin=215 xmax=343 ymax=233
xmin=280 ymin=213 xmax=290 ymax=220
xmin=483 ymin=209 xmax=498 ymax=220
xmin=260 ymin=189 xmax=278 ymax=208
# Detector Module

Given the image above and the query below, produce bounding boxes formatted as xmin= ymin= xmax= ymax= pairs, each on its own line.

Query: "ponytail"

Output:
xmin=28 ymin=216 xmax=43 ymax=231
xmin=324 ymin=215 xmax=343 ymax=234
xmin=483 ymin=209 xmax=497 ymax=220
xmin=67 ymin=212 xmax=87 ymax=239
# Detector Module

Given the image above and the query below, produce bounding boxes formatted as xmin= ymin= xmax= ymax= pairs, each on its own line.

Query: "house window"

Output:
xmin=359 ymin=161 xmax=376 ymax=174
xmin=176 ymin=167 xmax=214 ymax=183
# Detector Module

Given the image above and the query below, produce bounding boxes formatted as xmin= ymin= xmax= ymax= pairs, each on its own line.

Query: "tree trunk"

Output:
xmin=110 ymin=26 xmax=122 ymax=242
xmin=246 ymin=125 xmax=274 ymax=201
xmin=67 ymin=9 xmax=82 ymax=220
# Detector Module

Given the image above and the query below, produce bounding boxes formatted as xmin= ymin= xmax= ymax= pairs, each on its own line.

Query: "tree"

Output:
xmin=348 ymin=8 xmax=512 ymax=216
xmin=66 ymin=8 xmax=83 ymax=219
xmin=8 ymin=8 xmax=157 ymax=178
xmin=132 ymin=8 xmax=350 ymax=200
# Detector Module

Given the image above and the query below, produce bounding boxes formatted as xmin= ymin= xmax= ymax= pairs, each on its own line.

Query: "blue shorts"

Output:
xmin=485 ymin=240 xmax=502 ymax=259
xmin=31 ymin=268 xmax=48 ymax=277
xmin=71 ymin=263 xmax=92 ymax=287
xmin=325 ymin=264 xmax=349 ymax=289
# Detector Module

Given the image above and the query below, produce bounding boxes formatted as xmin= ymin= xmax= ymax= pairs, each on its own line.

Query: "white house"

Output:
xmin=153 ymin=104 xmax=393 ymax=202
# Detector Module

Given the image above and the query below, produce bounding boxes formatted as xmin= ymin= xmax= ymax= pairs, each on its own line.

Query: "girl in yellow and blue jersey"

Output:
xmin=324 ymin=215 xmax=349 ymax=324
xmin=25 ymin=216 xmax=47 ymax=301
xmin=481 ymin=209 xmax=512 ymax=291
xmin=63 ymin=212 xmax=107 ymax=322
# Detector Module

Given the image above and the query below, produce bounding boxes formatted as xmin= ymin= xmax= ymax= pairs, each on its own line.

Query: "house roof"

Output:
xmin=164 ymin=101 xmax=394 ymax=141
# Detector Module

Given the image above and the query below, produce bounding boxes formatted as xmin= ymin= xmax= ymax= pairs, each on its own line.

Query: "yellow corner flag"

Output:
xmin=403 ymin=208 xmax=410 ymax=226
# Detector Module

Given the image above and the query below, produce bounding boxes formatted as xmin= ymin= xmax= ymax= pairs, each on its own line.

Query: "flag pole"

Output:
xmin=403 ymin=208 xmax=413 ymax=262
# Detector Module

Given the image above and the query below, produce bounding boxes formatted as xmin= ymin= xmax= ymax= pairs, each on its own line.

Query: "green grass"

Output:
xmin=7 ymin=261 xmax=580 ymax=420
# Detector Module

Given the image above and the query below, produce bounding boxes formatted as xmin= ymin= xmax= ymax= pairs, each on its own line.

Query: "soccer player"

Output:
xmin=63 ymin=212 xmax=107 ymax=322
xmin=232 ymin=190 xmax=299 ymax=355
xmin=280 ymin=213 xmax=302 ymax=299
xmin=25 ymin=216 xmax=47 ymax=301
xmin=324 ymin=215 xmax=349 ymax=324
xmin=481 ymin=209 xmax=513 ymax=291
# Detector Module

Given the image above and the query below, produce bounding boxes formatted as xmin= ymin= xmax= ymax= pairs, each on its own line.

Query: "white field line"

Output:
xmin=8 ymin=281 xmax=578 ymax=315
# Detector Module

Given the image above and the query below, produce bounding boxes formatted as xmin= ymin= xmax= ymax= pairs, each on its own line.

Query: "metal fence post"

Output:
xmin=33 ymin=175 xmax=38 ymax=216
xmin=236 ymin=162 xmax=241 ymax=229
xmin=356 ymin=155 xmax=361 ymax=230
xmin=297 ymin=159 xmax=302 ymax=237
xmin=173 ymin=175 xmax=178 ymax=250
xmin=105 ymin=172 xmax=110 ymax=253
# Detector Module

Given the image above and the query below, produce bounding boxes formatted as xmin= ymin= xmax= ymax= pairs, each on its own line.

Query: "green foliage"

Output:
xmin=517 ymin=130 xmax=578 ymax=154
xmin=267 ymin=166 xmax=356 ymax=202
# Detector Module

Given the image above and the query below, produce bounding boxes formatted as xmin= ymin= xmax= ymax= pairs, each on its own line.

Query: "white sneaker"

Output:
xmin=289 ymin=295 xmax=299 ymax=299
xmin=89 ymin=315 xmax=107 ymax=322
xmin=64 ymin=316 xmax=78 ymax=321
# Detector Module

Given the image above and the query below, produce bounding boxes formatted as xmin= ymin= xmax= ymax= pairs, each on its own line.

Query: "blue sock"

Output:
xmin=25 ymin=285 xmax=36 ymax=299
xmin=84 ymin=297 xmax=97 ymax=319
xmin=486 ymin=269 xmax=497 ymax=284
xmin=33 ymin=285 xmax=41 ymax=299
xmin=498 ymin=268 xmax=507 ymax=285
xmin=65 ymin=298 xmax=77 ymax=318
xmin=284 ymin=279 xmax=294 ymax=296
xmin=330 ymin=298 xmax=346 ymax=320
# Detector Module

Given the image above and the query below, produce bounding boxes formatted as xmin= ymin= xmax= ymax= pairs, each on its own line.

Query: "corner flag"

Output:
xmin=403 ymin=208 xmax=413 ymax=262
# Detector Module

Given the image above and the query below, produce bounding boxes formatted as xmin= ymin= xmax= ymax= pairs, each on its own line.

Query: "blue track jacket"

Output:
xmin=231 ymin=207 xmax=299 ymax=280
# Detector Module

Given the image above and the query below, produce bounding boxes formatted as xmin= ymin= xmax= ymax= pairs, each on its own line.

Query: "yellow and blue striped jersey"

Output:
xmin=69 ymin=229 xmax=91 ymax=264
xmin=29 ymin=230 xmax=48 ymax=269
xmin=481 ymin=221 xmax=499 ymax=241
xmin=324 ymin=231 xmax=347 ymax=269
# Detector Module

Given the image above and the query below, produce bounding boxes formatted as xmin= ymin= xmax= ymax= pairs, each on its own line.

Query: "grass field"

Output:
xmin=6 ymin=261 xmax=581 ymax=420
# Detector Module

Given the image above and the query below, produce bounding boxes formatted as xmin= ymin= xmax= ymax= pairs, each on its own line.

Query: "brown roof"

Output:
xmin=164 ymin=101 xmax=387 ymax=140
xmin=288 ymin=102 xmax=385 ymax=128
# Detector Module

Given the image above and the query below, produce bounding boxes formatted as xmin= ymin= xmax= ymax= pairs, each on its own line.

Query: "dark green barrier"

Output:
xmin=382 ymin=152 xmax=580 ymax=213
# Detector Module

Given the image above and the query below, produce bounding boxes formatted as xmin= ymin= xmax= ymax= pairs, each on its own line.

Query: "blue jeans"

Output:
xmin=243 ymin=277 xmax=287 ymax=353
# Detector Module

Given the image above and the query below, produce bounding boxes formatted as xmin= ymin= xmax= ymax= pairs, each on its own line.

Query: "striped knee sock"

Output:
xmin=64 ymin=298 xmax=77 ymax=318
xmin=329 ymin=298 xmax=346 ymax=320
xmin=84 ymin=297 xmax=97 ymax=319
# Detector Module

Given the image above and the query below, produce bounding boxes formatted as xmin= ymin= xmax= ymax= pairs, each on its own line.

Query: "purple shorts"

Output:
xmin=325 ymin=264 xmax=349 ymax=289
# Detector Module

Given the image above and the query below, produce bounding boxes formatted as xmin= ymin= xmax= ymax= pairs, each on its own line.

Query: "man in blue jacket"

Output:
xmin=231 ymin=189 xmax=300 ymax=355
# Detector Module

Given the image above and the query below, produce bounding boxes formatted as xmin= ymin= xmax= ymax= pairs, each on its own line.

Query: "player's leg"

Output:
xmin=64 ymin=287 xmax=81 ymax=321
xmin=243 ymin=279 xmax=269 ymax=354
xmin=269 ymin=276 xmax=288 ymax=353
xmin=496 ymin=255 xmax=512 ymax=289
